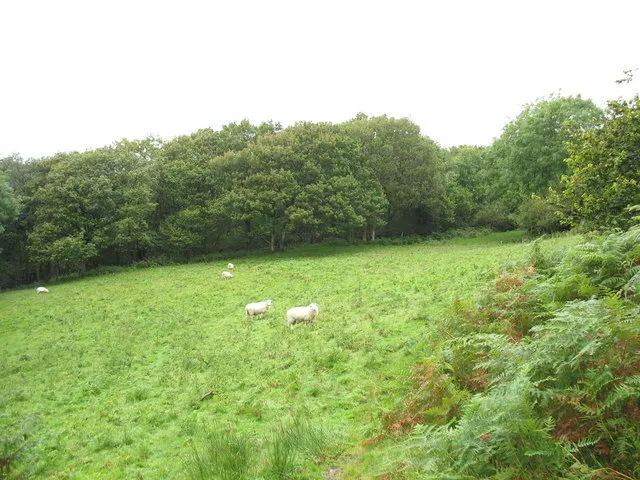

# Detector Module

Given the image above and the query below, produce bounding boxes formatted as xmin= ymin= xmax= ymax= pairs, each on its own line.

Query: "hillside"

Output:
xmin=1 ymin=233 xmax=530 ymax=479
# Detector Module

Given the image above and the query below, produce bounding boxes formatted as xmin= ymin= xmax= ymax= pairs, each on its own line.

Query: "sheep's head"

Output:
xmin=309 ymin=303 xmax=319 ymax=313
xmin=266 ymin=300 xmax=273 ymax=306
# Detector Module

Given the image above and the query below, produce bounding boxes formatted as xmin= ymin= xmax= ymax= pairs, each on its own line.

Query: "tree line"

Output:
xmin=1 ymin=93 xmax=638 ymax=289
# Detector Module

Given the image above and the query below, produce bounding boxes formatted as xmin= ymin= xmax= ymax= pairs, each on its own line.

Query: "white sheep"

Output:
xmin=36 ymin=286 xmax=49 ymax=294
xmin=287 ymin=303 xmax=319 ymax=329
xmin=245 ymin=299 xmax=273 ymax=317
xmin=227 ymin=263 xmax=235 ymax=270
xmin=221 ymin=271 xmax=233 ymax=280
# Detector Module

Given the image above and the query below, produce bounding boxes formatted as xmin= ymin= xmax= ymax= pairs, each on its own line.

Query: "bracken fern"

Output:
xmin=402 ymin=224 xmax=640 ymax=479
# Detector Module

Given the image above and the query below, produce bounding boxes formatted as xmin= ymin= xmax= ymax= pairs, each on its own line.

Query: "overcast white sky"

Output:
xmin=1 ymin=0 xmax=638 ymax=159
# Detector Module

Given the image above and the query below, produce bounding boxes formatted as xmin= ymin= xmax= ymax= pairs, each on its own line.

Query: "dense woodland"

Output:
xmin=1 ymin=93 xmax=639 ymax=289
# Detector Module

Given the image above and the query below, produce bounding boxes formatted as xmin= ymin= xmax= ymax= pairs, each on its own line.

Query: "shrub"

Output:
xmin=562 ymin=94 xmax=640 ymax=230
xmin=473 ymin=202 xmax=517 ymax=232
xmin=517 ymin=196 xmax=565 ymax=235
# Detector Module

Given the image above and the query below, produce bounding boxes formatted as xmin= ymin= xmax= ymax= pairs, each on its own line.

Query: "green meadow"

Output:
xmin=2 ymin=232 xmax=536 ymax=479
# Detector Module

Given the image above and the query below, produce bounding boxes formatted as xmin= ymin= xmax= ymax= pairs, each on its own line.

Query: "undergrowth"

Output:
xmin=374 ymin=223 xmax=640 ymax=479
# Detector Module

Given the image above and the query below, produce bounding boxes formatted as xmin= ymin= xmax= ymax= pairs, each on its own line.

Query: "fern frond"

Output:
xmin=601 ymin=375 xmax=640 ymax=411
xmin=568 ymin=436 xmax=601 ymax=452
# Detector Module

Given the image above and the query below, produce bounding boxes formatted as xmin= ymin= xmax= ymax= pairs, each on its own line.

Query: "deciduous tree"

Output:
xmin=493 ymin=95 xmax=604 ymax=208
xmin=561 ymin=95 xmax=640 ymax=229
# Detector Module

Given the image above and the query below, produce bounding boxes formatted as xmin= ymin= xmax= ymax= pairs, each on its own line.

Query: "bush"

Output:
xmin=374 ymin=235 xmax=427 ymax=246
xmin=473 ymin=202 xmax=517 ymax=232
xmin=517 ymin=196 xmax=565 ymax=235
xmin=49 ymin=235 xmax=98 ymax=272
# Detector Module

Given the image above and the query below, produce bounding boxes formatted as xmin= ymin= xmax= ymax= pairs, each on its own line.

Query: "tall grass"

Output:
xmin=183 ymin=417 xmax=333 ymax=479
xmin=265 ymin=417 xmax=330 ymax=479
xmin=186 ymin=427 xmax=253 ymax=480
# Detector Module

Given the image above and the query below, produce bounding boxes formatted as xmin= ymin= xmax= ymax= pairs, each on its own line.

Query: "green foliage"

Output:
xmin=526 ymin=298 xmax=640 ymax=477
xmin=472 ymin=201 xmax=517 ymax=232
xmin=448 ymin=146 xmax=496 ymax=209
xmin=517 ymin=195 xmax=565 ymax=235
xmin=493 ymin=95 xmax=604 ymax=205
xmin=0 ymin=156 xmax=51 ymax=287
xmin=172 ymin=416 xmax=330 ymax=480
xmin=344 ymin=115 xmax=450 ymax=235
xmin=446 ymin=97 xmax=604 ymax=235
xmin=48 ymin=234 xmax=98 ymax=270
xmin=26 ymin=144 xmax=156 ymax=273
xmin=561 ymin=95 xmax=640 ymax=230
xmin=0 ymin=174 xmax=19 ymax=236
xmin=414 ymin=375 xmax=569 ymax=479
xmin=541 ymin=224 xmax=640 ymax=301
xmin=264 ymin=418 xmax=329 ymax=479
xmin=398 ymin=225 xmax=640 ymax=480
xmin=158 ymin=206 xmax=209 ymax=254
xmin=3 ymin=115 xmax=463 ymax=289
xmin=0 ymin=90 xmax=636 ymax=290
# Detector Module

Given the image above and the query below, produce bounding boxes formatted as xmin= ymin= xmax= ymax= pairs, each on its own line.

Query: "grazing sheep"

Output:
xmin=227 ymin=263 xmax=235 ymax=270
xmin=36 ymin=286 xmax=49 ymax=294
xmin=245 ymin=299 xmax=273 ymax=317
xmin=221 ymin=271 xmax=233 ymax=280
xmin=287 ymin=303 xmax=319 ymax=329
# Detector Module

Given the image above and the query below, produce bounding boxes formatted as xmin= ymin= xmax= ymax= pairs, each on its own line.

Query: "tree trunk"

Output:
xmin=270 ymin=232 xmax=275 ymax=252
xmin=362 ymin=226 xmax=367 ymax=242
xmin=371 ymin=226 xmax=376 ymax=241
xmin=279 ymin=230 xmax=286 ymax=251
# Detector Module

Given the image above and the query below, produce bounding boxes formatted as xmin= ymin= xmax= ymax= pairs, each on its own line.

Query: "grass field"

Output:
xmin=1 ymin=232 xmax=540 ymax=479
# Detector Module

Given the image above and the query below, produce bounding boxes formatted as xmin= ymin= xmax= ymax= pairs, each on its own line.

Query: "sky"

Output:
xmin=1 ymin=0 xmax=638 ymax=159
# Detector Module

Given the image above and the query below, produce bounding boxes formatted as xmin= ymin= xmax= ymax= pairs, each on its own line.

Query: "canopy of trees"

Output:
xmin=1 ymin=90 xmax=637 ymax=288
xmin=561 ymin=95 xmax=640 ymax=230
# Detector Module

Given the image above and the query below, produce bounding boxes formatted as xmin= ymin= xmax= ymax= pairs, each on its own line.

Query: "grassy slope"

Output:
xmin=1 ymin=232 xmax=531 ymax=479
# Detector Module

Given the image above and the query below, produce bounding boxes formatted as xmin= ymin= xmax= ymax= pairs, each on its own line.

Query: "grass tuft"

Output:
xmin=186 ymin=427 xmax=253 ymax=480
